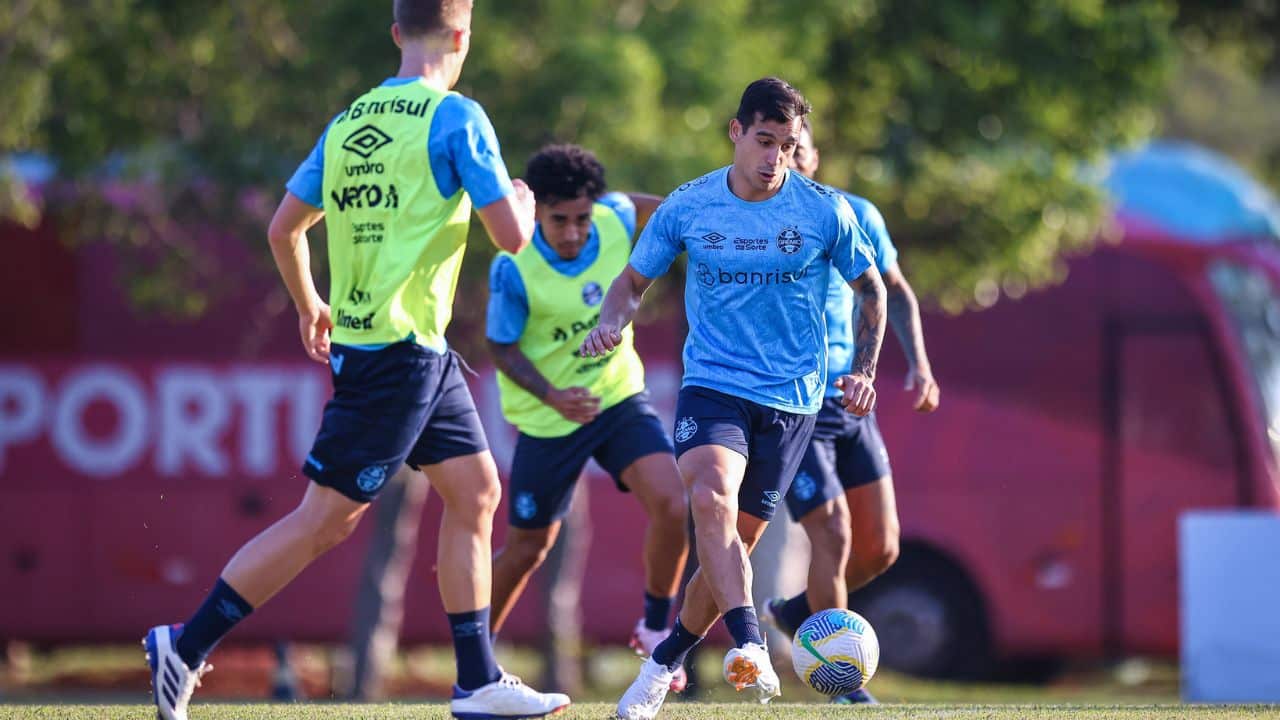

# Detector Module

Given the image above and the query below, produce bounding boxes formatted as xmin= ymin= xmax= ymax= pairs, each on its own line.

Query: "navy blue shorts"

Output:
xmin=785 ymin=398 xmax=892 ymax=521
xmin=673 ymin=385 xmax=817 ymax=521
xmin=507 ymin=391 xmax=673 ymax=529
xmin=302 ymin=341 xmax=488 ymax=504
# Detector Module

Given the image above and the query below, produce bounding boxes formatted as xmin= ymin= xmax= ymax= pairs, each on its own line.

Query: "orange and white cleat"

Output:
xmin=722 ymin=642 xmax=780 ymax=703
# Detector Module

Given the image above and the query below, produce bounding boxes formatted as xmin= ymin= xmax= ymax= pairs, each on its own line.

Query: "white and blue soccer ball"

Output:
xmin=790 ymin=608 xmax=880 ymax=696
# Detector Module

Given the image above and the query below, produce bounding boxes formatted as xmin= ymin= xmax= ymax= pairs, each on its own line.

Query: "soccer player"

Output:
xmin=763 ymin=119 xmax=941 ymax=704
xmin=581 ymin=77 xmax=888 ymax=720
xmin=485 ymin=144 xmax=691 ymax=690
xmin=143 ymin=2 xmax=570 ymax=718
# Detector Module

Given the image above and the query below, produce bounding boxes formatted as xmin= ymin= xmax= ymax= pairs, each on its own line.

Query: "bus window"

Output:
xmin=1208 ymin=261 xmax=1280 ymax=463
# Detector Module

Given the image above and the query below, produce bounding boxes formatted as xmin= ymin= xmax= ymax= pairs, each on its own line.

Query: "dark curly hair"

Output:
xmin=524 ymin=144 xmax=607 ymax=205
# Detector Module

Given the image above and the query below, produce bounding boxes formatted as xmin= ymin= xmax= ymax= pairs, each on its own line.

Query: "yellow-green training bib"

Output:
xmin=497 ymin=203 xmax=646 ymax=437
xmin=321 ymin=80 xmax=470 ymax=350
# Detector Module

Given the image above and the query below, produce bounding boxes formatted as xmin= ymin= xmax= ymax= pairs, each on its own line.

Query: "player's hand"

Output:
xmin=905 ymin=366 xmax=940 ymax=413
xmin=579 ymin=323 xmax=623 ymax=357
xmin=511 ymin=178 xmax=535 ymax=226
xmin=545 ymin=386 xmax=602 ymax=424
xmin=299 ymin=303 xmax=333 ymax=364
xmin=835 ymin=373 xmax=876 ymax=417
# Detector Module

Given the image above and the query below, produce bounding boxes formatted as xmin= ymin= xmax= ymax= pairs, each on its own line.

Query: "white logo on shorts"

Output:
xmin=675 ymin=417 xmax=698 ymax=443
xmin=762 ymin=490 xmax=781 ymax=508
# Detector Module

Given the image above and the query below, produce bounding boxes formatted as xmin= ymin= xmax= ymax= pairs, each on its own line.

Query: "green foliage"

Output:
xmin=0 ymin=0 xmax=1203 ymax=315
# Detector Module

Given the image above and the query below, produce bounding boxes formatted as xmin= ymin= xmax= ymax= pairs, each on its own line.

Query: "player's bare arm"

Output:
xmin=579 ymin=264 xmax=654 ymax=357
xmin=837 ymin=264 xmax=887 ymax=416
xmin=626 ymin=192 xmax=665 ymax=233
xmin=476 ymin=178 xmax=535 ymax=254
xmin=487 ymin=339 xmax=602 ymax=424
xmin=267 ymin=191 xmax=331 ymax=364
xmin=884 ymin=263 xmax=940 ymax=412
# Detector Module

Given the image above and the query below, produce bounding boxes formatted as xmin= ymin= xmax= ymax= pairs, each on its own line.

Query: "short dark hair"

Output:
xmin=735 ymin=77 xmax=812 ymax=130
xmin=394 ymin=0 xmax=471 ymax=37
xmin=524 ymin=144 xmax=607 ymax=205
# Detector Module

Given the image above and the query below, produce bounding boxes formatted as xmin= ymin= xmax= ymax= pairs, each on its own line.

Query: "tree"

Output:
xmin=4 ymin=0 xmax=1184 ymax=316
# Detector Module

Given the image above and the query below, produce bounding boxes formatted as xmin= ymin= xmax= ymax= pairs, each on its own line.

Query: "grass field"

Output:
xmin=2 ymin=704 xmax=1280 ymax=719
xmin=3 ymin=644 xmax=1278 ymax=719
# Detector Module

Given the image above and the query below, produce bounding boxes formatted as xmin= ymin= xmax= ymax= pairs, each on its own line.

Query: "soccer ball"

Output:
xmin=790 ymin=608 xmax=880 ymax=696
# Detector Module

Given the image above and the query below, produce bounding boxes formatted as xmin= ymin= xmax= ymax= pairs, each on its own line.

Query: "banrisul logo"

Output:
xmin=341 ymin=125 xmax=393 ymax=159
xmin=338 ymin=97 xmax=431 ymax=124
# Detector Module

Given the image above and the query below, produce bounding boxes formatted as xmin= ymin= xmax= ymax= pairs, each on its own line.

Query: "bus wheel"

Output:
xmin=850 ymin=549 xmax=991 ymax=680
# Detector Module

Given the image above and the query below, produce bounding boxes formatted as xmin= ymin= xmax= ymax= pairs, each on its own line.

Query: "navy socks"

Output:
xmin=723 ymin=606 xmax=764 ymax=648
xmin=651 ymin=618 xmax=703 ymax=672
xmin=777 ymin=592 xmax=814 ymax=635
xmin=175 ymin=578 xmax=254 ymax=670
xmin=643 ymin=592 xmax=675 ymax=631
xmin=448 ymin=607 xmax=502 ymax=691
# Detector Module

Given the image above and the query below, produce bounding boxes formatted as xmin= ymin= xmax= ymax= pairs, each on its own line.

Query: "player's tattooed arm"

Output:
xmin=837 ymin=265 xmax=886 ymax=416
xmin=884 ymin=264 xmax=940 ymax=412
xmin=850 ymin=265 xmax=887 ymax=380
xmin=490 ymin=340 xmax=604 ymax=423
xmin=488 ymin=340 xmax=551 ymax=400
xmin=580 ymin=264 xmax=655 ymax=357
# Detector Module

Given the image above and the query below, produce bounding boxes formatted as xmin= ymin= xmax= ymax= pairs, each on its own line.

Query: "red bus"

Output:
xmin=858 ymin=142 xmax=1280 ymax=676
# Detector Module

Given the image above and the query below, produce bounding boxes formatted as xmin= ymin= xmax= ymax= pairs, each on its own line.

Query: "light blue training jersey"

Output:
xmin=823 ymin=191 xmax=898 ymax=397
xmin=630 ymin=167 xmax=874 ymax=414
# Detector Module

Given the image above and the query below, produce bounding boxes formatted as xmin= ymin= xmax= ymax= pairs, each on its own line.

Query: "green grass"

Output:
xmin=3 ymin=644 xmax=1277 ymax=719
xmin=2 ymin=704 xmax=1279 ymax=719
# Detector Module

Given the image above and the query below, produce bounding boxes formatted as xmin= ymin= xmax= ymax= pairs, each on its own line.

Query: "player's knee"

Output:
xmin=312 ymin=512 xmax=361 ymax=555
xmin=655 ymin=486 xmax=689 ymax=526
xmin=448 ymin=472 xmax=502 ymax=525
xmin=820 ymin=510 xmax=852 ymax=552
xmin=862 ymin=534 xmax=900 ymax=576
xmin=506 ymin=531 xmax=555 ymax=570
xmin=688 ymin=482 xmax=730 ymax=521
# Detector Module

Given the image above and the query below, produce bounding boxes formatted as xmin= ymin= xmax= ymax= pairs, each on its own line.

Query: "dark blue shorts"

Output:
xmin=507 ymin=391 xmax=673 ymax=529
xmin=785 ymin=398 xmax=892 ymax=521
xmin=673 ymin=385 xmax=817 ymax=521
xmin=302 ymin=341 xmax=488 ymax=504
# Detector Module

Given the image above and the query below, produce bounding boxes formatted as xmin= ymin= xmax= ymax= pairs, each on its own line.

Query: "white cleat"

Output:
xmin=450 ymin=671 xmax=570 ymax=719
xmin=629 ymin=619 xmax=688 ymax=693
xmin=723 ymin=642 xmax=781 ymax=703
xmin=144 ymin=624 xmax=212 ymax=720
xmin=616 ymin=656 xmax=675 ymax=720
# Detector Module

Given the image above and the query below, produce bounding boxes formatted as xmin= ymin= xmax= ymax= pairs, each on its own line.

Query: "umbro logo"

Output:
xmin=341 ymin=125 xmax=393 ymax=159
xmin=702 ymin=232 xmax=725 ymax=245
xmin=217 ymin=599 xmax=245 ymax=622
